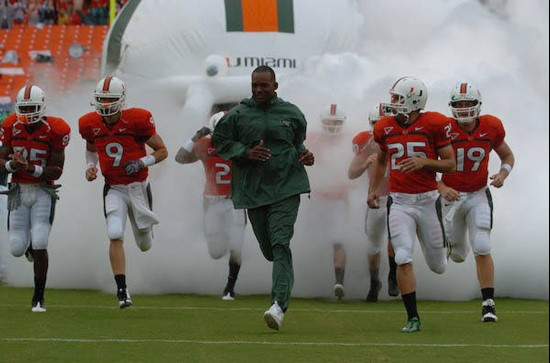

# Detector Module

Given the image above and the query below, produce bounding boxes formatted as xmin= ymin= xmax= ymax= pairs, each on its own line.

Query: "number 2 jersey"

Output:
xmin=78 ymin=108 xmax=156 ymax=185
xmin=441 ymin=115 xmax=505 ymax=192
xmin=1 ymin=114 xmax=71 ymax=184
xmin=194 ymin=135 xmax=232 ymax=197
xmin=373 ymin=112 xmax=451 ymax=194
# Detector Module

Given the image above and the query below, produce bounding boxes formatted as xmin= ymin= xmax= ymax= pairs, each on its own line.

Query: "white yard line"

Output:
xmin=0 ymin=303 xmax=547 ymax=314
xmin=0 ymin=337 xmax=547 ymax=348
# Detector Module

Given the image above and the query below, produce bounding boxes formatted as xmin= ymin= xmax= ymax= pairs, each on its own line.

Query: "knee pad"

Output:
xmin=472 ymin=230 xmax=491 ymax=256
xmin=9 ymin=235 xmax=27 ymax=257
xmin=394 ymin=249 xmax=412 ymax=266
xmin=428 ymin=259 xmax=447 ymax=274
xmin=107 ymin=218 xmax=125 ymax=241
xmin=207 ymin=243 xmax=226 ymax=260
xmin=137 ymin=233 xmax=152 ymax=252
xmin=31 ymin=223 xmax=50 ymax=250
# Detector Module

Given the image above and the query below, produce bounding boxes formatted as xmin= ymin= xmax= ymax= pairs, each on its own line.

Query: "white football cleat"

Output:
xmin=334 ymin=284 xmax=345 ymax=300
xmin=31 ymin=301 xmax=46 ymax=313
xmin=263 ymin=301 xmax=284 ymax=331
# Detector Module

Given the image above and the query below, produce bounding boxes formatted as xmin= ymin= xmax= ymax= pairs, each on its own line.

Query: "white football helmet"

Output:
xmin=209 ymin=111 xmax=226 ymax=131
xmin=91 ymin=76 xmax=126 ymax=116
xmin=381 ymin=76 xmax=427 ymax=117
xmin=449 ymin=82 xmax=482 ymax=124
xmin=320 ymin=103 xmax=346 ymax=135
xmin=368 ymin=103 xmax=389 ymax=127
xmin=15 ymin=85 xmax=46 ymax=124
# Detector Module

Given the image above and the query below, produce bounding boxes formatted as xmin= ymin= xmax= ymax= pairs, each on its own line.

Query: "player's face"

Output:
xmin=251 ymin=71 xmax=277 ymax=105
xmin=451 ymin=100 xmax=478 ymax=118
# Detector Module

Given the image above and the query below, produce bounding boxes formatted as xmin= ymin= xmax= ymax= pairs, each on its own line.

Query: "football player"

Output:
xmin=438 ymin=82 xmax=514 ymax=323
xmin=368 ymin=77 xmax=456 ymax=332
xmin=0 ymin=85 xmax=71 ymax=312
xmin=78 ymin=76 xmax=168 ymax=309
xmin=307 ymin=104 xmax=352 ymax=300
xmin=348 ymin=104 xmax=399 ymax=302
xmin=175 ymin=111 xmax=246 ymax=301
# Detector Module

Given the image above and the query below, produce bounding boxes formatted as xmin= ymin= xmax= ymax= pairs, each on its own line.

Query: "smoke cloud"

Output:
xmin=1 ymin=0 xmax=547 ymax=301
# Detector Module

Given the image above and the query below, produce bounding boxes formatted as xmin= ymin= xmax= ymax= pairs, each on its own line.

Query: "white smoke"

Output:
xmin=0 ymin=0 xmax=547 ymax=301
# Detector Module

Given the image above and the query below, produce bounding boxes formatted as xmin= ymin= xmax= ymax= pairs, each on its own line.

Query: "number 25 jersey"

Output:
xmin=79 ymin=108 xmax=156 ymax=185
xmin=373 ymin=112 xmax=451 ymax=194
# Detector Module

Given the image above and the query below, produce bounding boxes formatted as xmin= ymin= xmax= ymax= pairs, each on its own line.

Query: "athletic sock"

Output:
xmin=33 ymin=277 xmax=46 ymax=301
xmin=388 ymin=256 xmax=397 ymax=277
xmin=114 ymin=274 xmax=127 ymax=290
xmin=335 ymin=267 xmax=345 ymax=285
xmin=226 ymin=262 xmax=241 ymax=291
xmin=402 ymin=292 xmax=419 ymax=320
xmin=481 ymin=287 xmax=494 ymax=301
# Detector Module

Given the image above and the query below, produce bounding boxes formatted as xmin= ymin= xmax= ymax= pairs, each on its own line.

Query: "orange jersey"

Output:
xmin=442 ymin=115 xmax=505 ymax=192
xmin=373 ymin=112 xmax=451 ymax=194
xmin=352 ymin=131 xmax=390 ymax=196
xmin=194 ymin=136 xmax=232 ymax=196
xmin=0 ymin=114 xmax=71 ymax=184
xmin=79 ymin=108 xmax=156 ymax=185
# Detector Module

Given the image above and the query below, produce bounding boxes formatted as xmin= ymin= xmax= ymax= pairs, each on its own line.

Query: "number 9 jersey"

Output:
xmin=1 ymin=114 xmax=71 ymax=184
xmin=78 ymin=108 xmax=156 ymax=185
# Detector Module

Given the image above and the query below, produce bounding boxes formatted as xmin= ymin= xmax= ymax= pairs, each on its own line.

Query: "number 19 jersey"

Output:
xmin=373 ymin=112 xmax=451 ymax=194
xmin=442 ymin=115 xmax=505 ymax=192
xmin=78 ymin=108 xmax=156 ymax=185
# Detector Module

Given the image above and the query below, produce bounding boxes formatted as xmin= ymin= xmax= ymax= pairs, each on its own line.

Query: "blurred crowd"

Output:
xmin=0 ymin=0 xmax=129 ymax=28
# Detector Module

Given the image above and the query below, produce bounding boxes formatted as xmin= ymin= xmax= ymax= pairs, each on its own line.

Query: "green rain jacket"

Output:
xmin=212 ymin=95 xmax=311 ymax=209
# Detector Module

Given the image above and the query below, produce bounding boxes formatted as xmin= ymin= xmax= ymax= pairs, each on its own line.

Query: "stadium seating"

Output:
xmin=0 ymin=25 xmax=108 ymax=103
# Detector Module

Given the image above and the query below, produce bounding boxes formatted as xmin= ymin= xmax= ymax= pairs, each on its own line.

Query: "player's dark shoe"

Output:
xmin=334 ymin=284 xmax=345 ymax=300
xmin=482 ymin=299 xmax=498 ymax=322
xmin=117 ymin=288 xmax=132 ymax=309
xmin=366 ymin=280 xmax=382 ymax=302
xmin=24 ymin=246 xmax=34 ymax=263
xmin=401 ymin=317 xmax=421 ymax=333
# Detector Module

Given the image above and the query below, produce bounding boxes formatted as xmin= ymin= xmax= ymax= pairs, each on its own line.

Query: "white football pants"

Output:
xmin=365 ymin=195 xmax=388 ymax=256
xmin=387 ymin=190 xmax=447 ymax=274
xmin=203 ymin=196 xmax=246 ymax=263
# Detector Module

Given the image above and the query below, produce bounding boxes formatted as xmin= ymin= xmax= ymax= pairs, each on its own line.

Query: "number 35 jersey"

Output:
xmin=79 ymin=108 xmax=156 ymax=185
xmin=373 ymin=112 xmax=451 ymax=194
xmin=194 ymin=135 xmax=232 ymax=197
xmin=1 ymin=114 xmax=71 ymax=184
xmin=442 ymin=115 xmax=505 ymax=192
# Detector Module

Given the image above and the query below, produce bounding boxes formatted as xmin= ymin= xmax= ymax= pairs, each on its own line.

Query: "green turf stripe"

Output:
xmin=276 ymin=0 xmax=294 ymax=33
xmin=225 ymin=0 xmax=243 ymax=32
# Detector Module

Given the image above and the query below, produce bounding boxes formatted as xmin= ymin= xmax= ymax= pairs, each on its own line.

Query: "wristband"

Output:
xmin=32 ymin=165 xmax=44 ymax=178
xmin=182 ymin=139 xmax=195 ymax=153
xmin=139 ymin=154 xmax=156 ymax=167
xmin=86 ymin=150 xmax=99 ymax=169
xmin=5 ymin=160 xmax=16 ymax=173
xmin=500 ymin=163 xmax=512 ymax=173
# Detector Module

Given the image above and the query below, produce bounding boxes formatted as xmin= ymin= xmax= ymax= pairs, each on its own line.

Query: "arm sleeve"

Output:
xmin=211 ymin=113 xmax=249 ymax=162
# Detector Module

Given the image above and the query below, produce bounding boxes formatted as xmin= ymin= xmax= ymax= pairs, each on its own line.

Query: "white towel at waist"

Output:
xmin=128 ymin=181 xmax=159 ymax=231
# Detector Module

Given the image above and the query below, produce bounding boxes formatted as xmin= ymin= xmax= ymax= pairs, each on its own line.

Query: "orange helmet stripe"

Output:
xmin=103 ymin=76 xmax=113 ymax=92
xmin=24 ymin=85 xmax=32 ymax=100
xmin=460 ymin=83 xmax=468 ymax=94
xmin=330 ymin=103 xmax=337 ymax=116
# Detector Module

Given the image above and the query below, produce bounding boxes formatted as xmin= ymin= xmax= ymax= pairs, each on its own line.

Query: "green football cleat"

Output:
xmin=401 ymin=317 xmax=422 ymax=333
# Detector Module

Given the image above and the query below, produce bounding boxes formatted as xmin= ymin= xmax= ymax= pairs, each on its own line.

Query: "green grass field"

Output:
xmin=0 ymin=284 xmax=547 ymax=362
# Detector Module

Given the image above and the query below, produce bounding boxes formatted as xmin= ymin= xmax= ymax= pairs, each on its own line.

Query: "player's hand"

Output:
xmin=439 ymin=185 xmax=460 ymax=202
xmin=247 ymin=139 xmax=271 ymax=161
xmin=299 ymin=149 xmax=314 ymax=166
xmin=85 ymin=167 xmax=98 ymax=181
xmin=489 ymin=171 xmax=506 ymax=188
xmin=398 ymin=157 xmax=426 ymax=173
xmin=124 ymin=160 xmax=144 ymax=175
xmin=192 ymin=127 xmax=211 ymax=142
xmin=367 ymin=191 xmax=380 ymax=209
xmin=363 ymin=153 xmax=378 ymax=169
xmin=8 ymin=150 xmax=28 ymax=171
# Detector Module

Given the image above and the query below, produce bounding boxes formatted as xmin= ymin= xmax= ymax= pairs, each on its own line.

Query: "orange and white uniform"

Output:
xmin=78 ymin=108 xmax=158 ymax=251
xmin=1 ymin=114 xmax=70 ymax=256
xmin=373 ymin=112 xmax=451 ymax=272
xmin=193 ymin=136 xmax=245 ymax=262
xmin=352 ymin=130 xmax=389 ymax=256
xmin=441 ymin=115 xmax=506 ymax=262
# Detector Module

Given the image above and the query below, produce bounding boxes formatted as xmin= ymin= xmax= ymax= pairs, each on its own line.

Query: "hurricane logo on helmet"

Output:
xmin=91 ymin=76 xmax=126 ymax=116
xmin=449 ymin=82 xmax=482 ymax=125
xmin=320 ymin=103 xmax=346 ymax=135
xmin=15 ymin=85 xmax=46 ymax=124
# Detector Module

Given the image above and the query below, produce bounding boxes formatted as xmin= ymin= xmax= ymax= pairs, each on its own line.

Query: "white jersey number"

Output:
xmin=215 ymin=163 xmax=231 ymax=185
xmin=456 ymin=147 xmax=485 ymax=172
xmin=106 ymin=142 xmax=124 ymax=167
xmin=387 ymin=142 xmax=427 ymax=170
xmin=12 ymin=146 xmax=48 ymax=167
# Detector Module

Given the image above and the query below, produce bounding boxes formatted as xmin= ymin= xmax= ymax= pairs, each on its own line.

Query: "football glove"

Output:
xmin=124 ymin=160 xmax=144 ymax=175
